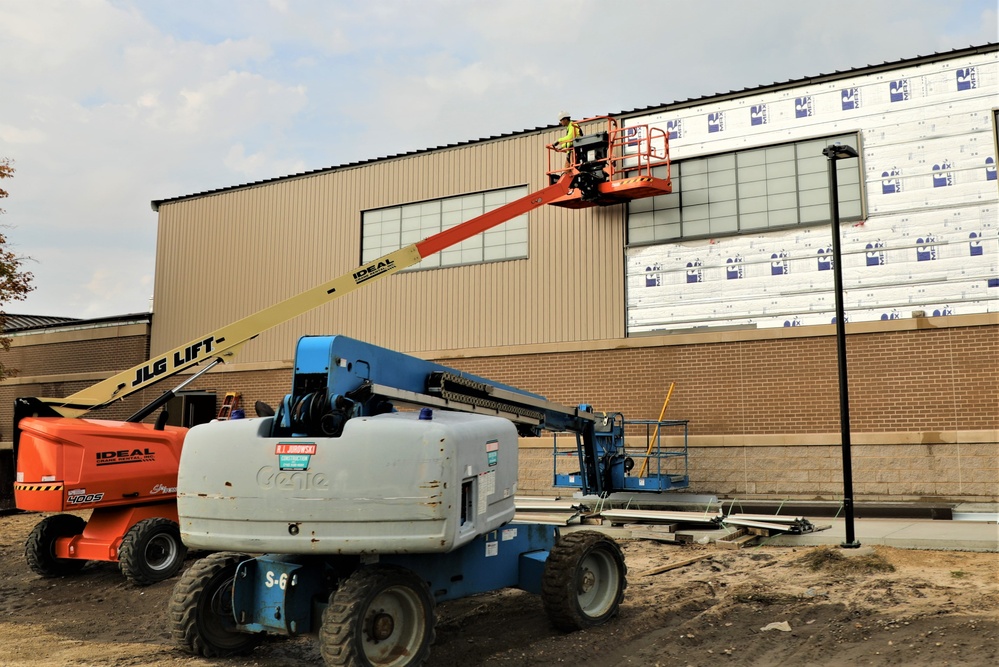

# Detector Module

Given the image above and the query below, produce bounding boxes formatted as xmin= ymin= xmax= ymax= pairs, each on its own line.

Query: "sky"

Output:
xmin=1 ymin=0 xmax=996 ymax=320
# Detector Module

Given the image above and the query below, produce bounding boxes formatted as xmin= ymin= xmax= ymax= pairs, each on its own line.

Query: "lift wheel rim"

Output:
xmin=145 ymin=533 xmax=180 ymax=571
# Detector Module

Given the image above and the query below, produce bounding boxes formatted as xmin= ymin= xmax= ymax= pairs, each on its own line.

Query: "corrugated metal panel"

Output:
xmin=151 ymin=132 xmax=625 ymax=363
xmin=150 ymin=44 xmax=999 ymax=211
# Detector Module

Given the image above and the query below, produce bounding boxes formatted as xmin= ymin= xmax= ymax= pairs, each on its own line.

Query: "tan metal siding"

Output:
xmin=151 ymin=132 xmax=625 ymax=363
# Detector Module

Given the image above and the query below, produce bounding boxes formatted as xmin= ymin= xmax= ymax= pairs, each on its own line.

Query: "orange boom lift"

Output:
xmin=11 ymin=117 xmax=670 ymax=585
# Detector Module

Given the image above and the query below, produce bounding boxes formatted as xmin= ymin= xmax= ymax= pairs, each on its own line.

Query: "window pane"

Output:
xmin=766 ymin=145 xmax=794 ymax=161
xmin=798 ymin=172 xmax=828 ymax=191
xmin=799 ymin=204 xmax=828 ymax=223
xmin=769 ymin=176 xmax=797 ymax=194
xmin=709 ymin=184 xmax=737 ymax=202
xmin=740 ymin=211 xmax=769 ymax=229
xmin=630 ymin=211 xmax=654 ymax=229
xmin=840 ymin=200 xmax=862 ymax=218
xmin=625 ymin=133 xmax=862 ymax=242
xmin=739 ymin=195 xmax=768 ymax=213
xmin=767 ymin=160 xmax=796 ymax=179
xmin=631 ymin=195 xmax=654 ymax=213
xmin=684 ymin=172 xmax=709 ymax=190
xmin=684 ymin=203 xmax=709 ymax=221
xmin=768 ymin=192 xmax=797 ymax=210
xmin=483 ymin=190 xmax=506 ymax=206
xmin=769 ymin=208 xmax=798 ymax=226
xmin=683 ymin=159 xmax=707 ymax=174
xmin=738 ymin=149 xmax=765 ymax=167
xmin=738 ymin=164 xmax=767 ymax=182
xmin=797 ymin=154 xmax=826 ymax=175
xmin=654 ymin=208 xmax=681 ymax=225
xmin=710 ymin=216 xmax=738 ymax=234
xmin=654 ymin=223 xmax=681 ymax=240
xmin=362 ymin=186 xmax=531 ymax=271
xmin=630 ymin=226 xmax=655 ymax=244
xmin=710 ymin=201 xmax=738 ymax=218
xmin=682 ymin=186 xmax=707 ymax=205
xmin=798 ymin=188 xmax=828 ymax=206
xmin=684 ymin=218 xmax=709 ymax=236
xmin=740 ymin=180 xmax=767 ymax=197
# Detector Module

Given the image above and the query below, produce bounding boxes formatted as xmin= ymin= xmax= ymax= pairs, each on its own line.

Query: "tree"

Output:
xmin=0 ymin=158 xmax=35 ymax=379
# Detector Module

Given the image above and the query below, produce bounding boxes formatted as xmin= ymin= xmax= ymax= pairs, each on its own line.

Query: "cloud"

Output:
xmin=0 ymin=0 xmax=994 ymax=318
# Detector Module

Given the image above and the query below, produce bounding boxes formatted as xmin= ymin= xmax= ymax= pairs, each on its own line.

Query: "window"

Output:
xmin=362 ymin=186 xmax=530 ymax=269
xmin=628 ymin=134 xmax=863 ymax=244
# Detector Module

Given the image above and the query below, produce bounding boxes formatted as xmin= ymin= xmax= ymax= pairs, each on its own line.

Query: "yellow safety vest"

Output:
xmin=556 ymin=121 xmax=581 ymax=150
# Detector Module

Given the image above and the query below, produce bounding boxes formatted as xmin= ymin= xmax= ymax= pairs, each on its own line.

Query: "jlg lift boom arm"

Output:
xmin=25 ymin=175 xmax=573 ymax=419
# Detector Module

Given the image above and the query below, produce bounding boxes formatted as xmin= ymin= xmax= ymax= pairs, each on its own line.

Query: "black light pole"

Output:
xmin=822 ymin=144 xmax=861 ymax=549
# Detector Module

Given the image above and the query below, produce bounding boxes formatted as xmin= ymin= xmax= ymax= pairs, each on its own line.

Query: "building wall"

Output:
xmin=0 ymin=323 xmax=153 ymax=443
xmin=151 ymin=129 xmax=626 ymax=365
xmin=158 ymin=313 xmax=997 ymax=502
xmin=119 ymin=47 xmax=999 ymax=502
xmin=626 ymin=49 xmax=998 ymax=333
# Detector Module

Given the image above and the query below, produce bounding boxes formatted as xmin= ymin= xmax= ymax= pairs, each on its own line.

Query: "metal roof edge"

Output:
xmin=150 ymin=42 xmax=998 ymax=211
xmin=4 ymin=312 xmax=151 ymax=334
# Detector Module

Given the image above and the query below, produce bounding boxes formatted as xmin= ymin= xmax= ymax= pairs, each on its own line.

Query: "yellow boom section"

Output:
xmin=38 ymin=175 xmax=573 ymax=418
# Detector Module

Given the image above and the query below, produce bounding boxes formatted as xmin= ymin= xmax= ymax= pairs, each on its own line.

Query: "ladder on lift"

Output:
xmin=217 ymin=392 xmax=241 ymax=420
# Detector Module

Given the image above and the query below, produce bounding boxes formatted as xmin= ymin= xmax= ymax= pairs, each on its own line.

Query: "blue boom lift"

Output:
xmin=170 ymin=334 xmax=688 ymax=665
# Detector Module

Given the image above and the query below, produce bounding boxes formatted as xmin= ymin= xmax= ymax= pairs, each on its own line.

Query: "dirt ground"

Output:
xmin=1 ymin=511 xmax=996 ymax=667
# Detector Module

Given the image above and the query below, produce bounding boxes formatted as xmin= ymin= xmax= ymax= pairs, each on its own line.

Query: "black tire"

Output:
xmin=24 ymin=514 xmax=88 ymax=577
xmin=118 ymin=517 xmax=188 ymax=586
xmin=541 ymin=530 xmax=627 ymax=631
xmin=169 ymin=552 xmax=262 ymax=658
xmin=319 ymin=565 xmax=435 ymax=667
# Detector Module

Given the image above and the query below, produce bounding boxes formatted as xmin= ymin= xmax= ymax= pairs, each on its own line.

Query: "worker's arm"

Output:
xmin=554 ymin=122 xmax=581 ymax=150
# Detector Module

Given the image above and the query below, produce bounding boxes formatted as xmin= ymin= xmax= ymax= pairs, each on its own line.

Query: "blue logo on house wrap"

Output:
xmin=783 ymin=316 xmax=802 ymax=327
xmin=880 ymin=310 xmax=900 ymax=321
xmin=726 ymin=255 xmax=744 ymax=279
xmin=708 ymin=112 xmax=725 ymax=133
xmin=686 ymin=259 xmax=704 ymax=283
xmin=969 ymin=232 xmax=984 ymax=257
xmin=750 ymin=104 xmax=768 ymax=126
xmin=889 ymin=79 xmax=910 ymax=102
xmin=667 ymin=119 xmax=683 ymax=140
xmin=645 ymin=263 xmax=662 ymax=287
xmin=795 ymin=96 xmax=813 ymax=118
xmin=841 ymin=87 xmax=860 ymax=110
xmin=866 ymin=240 xmax=886 ymax=266
xmin=817 ymin=247 xmax=833 ymax=271
xmin=986 ymin=157 xmax=997 ymax=181
xmin=770 ymin=251 xmax=789 ymax=276
xmin=881 ymin=167 xmax=902 ymax=194
xmin=956 ymin=67 xmax=977 ymax=91
xmin=932 ymin=162 xmax=954 ymax=187
xmin=916 ymin=236 xmax=938 ymax=262
xmin=933 ymin=305 xmax=954 ymax=317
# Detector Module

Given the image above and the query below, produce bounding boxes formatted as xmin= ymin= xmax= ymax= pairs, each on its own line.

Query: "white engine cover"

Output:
xmin=177 ymin=411 xmax=518 ymax=554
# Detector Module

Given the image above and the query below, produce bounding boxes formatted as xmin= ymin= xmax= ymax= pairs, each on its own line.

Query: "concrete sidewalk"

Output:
xmin=761 ymin=516 xmax=998 ymax=552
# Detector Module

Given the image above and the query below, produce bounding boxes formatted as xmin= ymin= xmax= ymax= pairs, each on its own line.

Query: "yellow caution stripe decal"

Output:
xmin=13 ymin=483 xmax=64 ymax=492
xmin=609 ymin=177 xmax=654 ymax=187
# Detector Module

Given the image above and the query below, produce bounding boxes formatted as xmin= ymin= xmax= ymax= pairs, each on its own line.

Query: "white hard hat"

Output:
xmin=557 ymin=110 xmax=571 ymax=121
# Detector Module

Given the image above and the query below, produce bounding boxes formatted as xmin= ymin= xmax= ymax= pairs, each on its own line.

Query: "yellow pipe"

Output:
xmin=638 ymin=382 xmax=674 ymax=477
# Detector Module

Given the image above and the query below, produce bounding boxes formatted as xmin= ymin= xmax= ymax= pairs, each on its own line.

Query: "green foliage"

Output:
xmin=0 ymin=157 xmax=35 ymax=379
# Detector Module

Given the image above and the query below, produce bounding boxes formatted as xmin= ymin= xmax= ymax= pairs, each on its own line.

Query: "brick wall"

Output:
xmin=4 ymin=322 xmax=996 ymax=504
xmin=3 ymin=335 xmax=149 ymax=376
xmin=439 ymin=325 xmax=998 ymax=435
xmin=442 ymin=324 xmax=998 ymax=503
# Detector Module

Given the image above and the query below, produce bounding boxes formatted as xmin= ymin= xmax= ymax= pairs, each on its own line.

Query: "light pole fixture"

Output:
xmin=822 ymin=143 xmax=861 ymax=549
